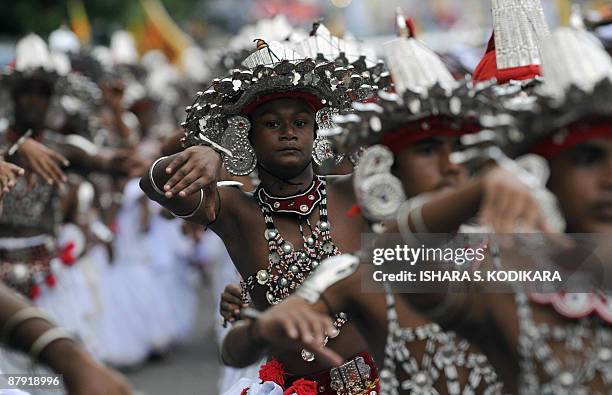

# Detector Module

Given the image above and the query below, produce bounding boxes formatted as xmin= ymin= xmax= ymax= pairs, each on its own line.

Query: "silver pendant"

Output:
xmin=301 ymin=349 xmax=315 ymax=362
xmin=301 ymin=333 xmax=330 ymax=362
xmin=221 ymin=116 xmax=257 ymax=176
xmin=313 ymin=107 xmax=344 ymax=166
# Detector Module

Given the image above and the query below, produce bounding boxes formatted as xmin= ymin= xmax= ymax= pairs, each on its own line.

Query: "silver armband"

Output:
xmin=1 ymin=307 xmax=53 ymax=344
xmin=397 ymin=193 xmax=432 ymax=245
xmin=7 ymin=129 xmax=33 ymax=157
xmin=173 ymin=189 xmax=204 ymax=219
xmin=149 ymin=156 xmax=168 ymax=196
xmin=295 ymin=254 xmax=360 ymax=304
xmin=29 ymin=327 xmax=75 ymax=362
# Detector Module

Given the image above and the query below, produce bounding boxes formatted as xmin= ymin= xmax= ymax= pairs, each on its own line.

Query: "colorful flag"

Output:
xmin=68 ymin=0 xmax=91 ymax=44
xmin=130 ymin=0 xmax=194 ymax=64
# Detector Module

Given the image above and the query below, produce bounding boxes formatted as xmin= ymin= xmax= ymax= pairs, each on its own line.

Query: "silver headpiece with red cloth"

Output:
xmin=483 ymin=26 xmax=612 ymax=159
xmin=321 ymin=12 xmax=499 ymax=221
xmin=477 ymin=30 xmax=612 ymax=395
xmin=473 ymin=0 xmax=550 ymax=84
xmin=181 ymin=37 xmax=383 ymax=175
xmin=325 ymin=14 xmax=498 ymax=156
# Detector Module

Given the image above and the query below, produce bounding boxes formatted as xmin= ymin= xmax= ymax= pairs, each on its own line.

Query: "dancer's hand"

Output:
xmin=17 ymin=138 xmax=69 ymax=185
xmin=250 ymin=296 xmax=343 ymax=367
xmin=220 ymin=284 xmax=244 ymax=324
xmin=478 ymin=167 xmax=553 ymax=233
xmin=158 ymin=146 xmax=222 ymax=222
xmin=0 ymin=160 xmax=24 ymax=196
xmin=162 ymin=146 xmax=222 ymax=199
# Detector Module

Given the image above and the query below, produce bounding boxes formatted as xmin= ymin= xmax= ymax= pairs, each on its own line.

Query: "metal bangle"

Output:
xmin=397 ymin=200 xmax=420 ymax=246
xmin=397 ymin=194 xmax=431 ymax=240
xmin=1 ymin=307 xmax=53 ymax=345
xmin=408 ymin=197 xmax=430 ymax=234
xmin=7 ymin=130 xmax=33 ymax=157
xmin=149 ymin=156 xmax=168 ymax=196
xmin=173 ymin=189 xmax=204 ymax=219
xmin=29 ymin=327 xmax=75 ymax=362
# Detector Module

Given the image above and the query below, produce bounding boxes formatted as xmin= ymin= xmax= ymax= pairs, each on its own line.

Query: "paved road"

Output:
xmin=124 ymin=281 xmax=220 ymax=395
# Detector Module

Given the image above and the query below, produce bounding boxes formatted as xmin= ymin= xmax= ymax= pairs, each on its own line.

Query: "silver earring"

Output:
xmin=313 ymin=107 xmax=344 ymax=165
xmin=354 ymin=145 xmax=406 ymax=221
xmin=222 ymin=115 xmax=257 ymax=176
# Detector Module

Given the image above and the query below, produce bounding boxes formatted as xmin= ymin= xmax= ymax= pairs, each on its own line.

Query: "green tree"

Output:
xmin=0 ymin=0 xmax=200 ymax=40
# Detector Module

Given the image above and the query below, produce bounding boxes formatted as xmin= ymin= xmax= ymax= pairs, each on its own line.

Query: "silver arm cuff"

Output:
xmin=7 ymin=130 xmax=33 ymax=157
xmin=149 ymin=156 xmax=168 ymax=196
xmin=295 ymin=254 xmax=360 ymax=304
xmin=173 ymin=189 xmax=204 ymax=219
xmin=397 ymin=193 xmax=432 ymax=245
xmin=2 ymin=307 xmax=53 ymax=345
xmin=29 ymin=327 xmax=75 ymax=362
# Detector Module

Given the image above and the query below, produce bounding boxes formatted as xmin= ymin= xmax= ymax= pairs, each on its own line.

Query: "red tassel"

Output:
xmin=60 ymin=241 xmax=76 ymax=266
xmin=45 ymin=274 xmax=57 ymax=288
xmin=405 ymin=17 xmax=416 ymax=38
xmin=29 ymin=285 xmax=41 ymax=300
xmin=283 ymin=378 xmax=318 ymax=395
xmin=240 ymin=388 xmax=249 ymax=395
xmin=345 ymin=204 xmax=362 ymax=217
xmin=258 ymin=358 xmax=286 ymax=387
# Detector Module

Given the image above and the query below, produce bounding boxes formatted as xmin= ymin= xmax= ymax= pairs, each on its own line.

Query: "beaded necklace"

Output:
xmin=240 ymin=176 xmax=347 ymax=361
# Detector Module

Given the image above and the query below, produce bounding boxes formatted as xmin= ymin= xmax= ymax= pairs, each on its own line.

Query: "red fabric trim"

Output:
xmin=530 ymin=121 xmax=612 ymax=160
xmin=240 ymin=91 xmax=324 ymax=116
xmin=473 ymin=50 xmax=541 ymax=83
xmin=485 ymin=33 xmax=496 ymax=53
xmin=380 ymin=117 xmax=480 ymax=154
xmin=473 ymin=33 xmax=541 ymax=83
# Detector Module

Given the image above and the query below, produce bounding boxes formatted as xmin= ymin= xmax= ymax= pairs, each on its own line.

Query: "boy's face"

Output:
xmin=393 ymin=136 xmax=468 ymax=198
xmin=13 ymin=79 xmax=52 ymax=131
xmin=250 ymin=98 xmax=316 ymax=179
xmin=548 ymin=138 xmax=612 ymax=233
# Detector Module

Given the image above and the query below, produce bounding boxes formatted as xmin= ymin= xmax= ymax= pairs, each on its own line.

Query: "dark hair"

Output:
xmin=10 ymin=75 xmax=54 ymax=100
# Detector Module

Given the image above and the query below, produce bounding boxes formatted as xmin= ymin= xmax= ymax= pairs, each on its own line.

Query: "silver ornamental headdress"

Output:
xmin=2 ymin=34 xmax=60 ymax=92
xmin=321 ymin=12 xmax=499 ymax=221
xmin=294 ymin=21 xmax=390 ymax=92
xmin=491 ymin=0 xmax=550 ymax=70
xmin=181 ymin=39 xmax=378 ymax=175
xmin=296 ymin=21 xmax=378 ymax=68
xmin=207 ymin=16 xmax=308 ymax=87
xmin=325 ymin=14 xmax=498 ymax=155
xmin=294 ymin=21 xmax=389 ymax=166
xmin=484 ymin=27 xmax=612 ymax=158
